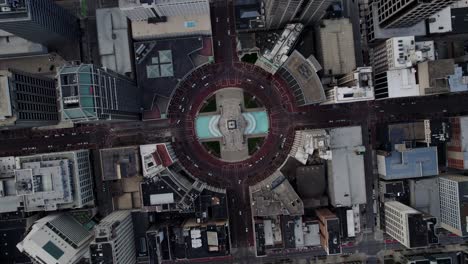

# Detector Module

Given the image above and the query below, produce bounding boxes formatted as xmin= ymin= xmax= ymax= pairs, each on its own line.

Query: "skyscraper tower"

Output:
xmin=57 ymin=64 xmax=142 ymax=123
xmin=0 ymin=0 xmax=80 ymax=47
xmin=376 ymin=0 xmax=456 ymax=28
xmin=0 ymin=69 xmax=58 ymax=128
xmin=264 ymin=0 xmax=333 ymax=29
xmin=89 ymin=210 xmax=136 ymax=264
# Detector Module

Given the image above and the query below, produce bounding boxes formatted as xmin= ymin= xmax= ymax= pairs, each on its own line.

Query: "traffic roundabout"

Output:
xmin=167 ymin=62 xmax=297 ymax=187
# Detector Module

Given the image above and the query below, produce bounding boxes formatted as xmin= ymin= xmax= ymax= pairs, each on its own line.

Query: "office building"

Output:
xmin=140 ymin=143 xmax=177 ymax=177
xmin=316 ymin=18 xmax=356 ymax=76
xmin=99 ymin=146 xmax=141 ymax=181
xmin=250 ymin=171 xmax=304 ymax=217
xmin=0 ymin=69 xmax=58 ymax=128
xmin=323 ymin=67 xmax=374 ymax=104
xmin=17 ymin=213 xmax=94 ymax=264
xmin=96 ymin=8 xmax=134 ymax=77
xmin=289 ymin=129 xmax=331 ymax=164
xmin=384 ymin=201 xmax=428 ymax=249
xmin=264 ymin=0 xmax=333 ymax=29
xmin=154 ymin=218 xmax=230 ymax=260
xmin=255 ymin=23 xmax=303 ymax=74
xmin=296 ymin=0 xmax=334 ymax=26
xmin=234 ymin=0 xmax=265 ymax=31
xmin=0 ymin=150 xmax=94 ymax=213
xmin=392 ymin=251 xmax=466 ymax=264
xmin=57 ymin=64 xmax=141 ymax=123
xmin=0 ymin=29 xmax=47 ymax=58
xmin=448 ymin=116 xmax=468 ymax=170
xmin=277 ymin=51 xmax=326 ymax=106
xmin=409 ymin=177 xmax=440 ymax=221
xmin=119 ymin=0 xmax=209 ymax=21
xmin=439 ymin=175 xmax=468 ymax=236
xmin=364 ymin=1 xmax=427 ymax=43
xmin=377 ymin=145 xmax=438 ymax=180
xmin=316 ymin=208 xmax=341 ymax=255
xmin=0 ymin=213 xmax=39 ymax=263
xmin=379 ymin=180 xmax=409 ymax=204
xmin=0 ymin=0 xmax=80 ymax=47
xmin=371 ymin=37 xmax=435 ymax=75
xmin=376 ymin=0 xmax=456 ymax=29
xmin=90 ymin=210 xmax=136 ymax=264
xmin=417 ymin=59 xmax=466 ymax=95
xmin=327 ymin=126 xmax=367 ymax=207
xmin=371 ymin=37 xmax=435 ymax=99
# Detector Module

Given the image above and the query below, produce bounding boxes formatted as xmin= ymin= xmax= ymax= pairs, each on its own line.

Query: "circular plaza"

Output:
xmin=167 ymin=62 xmax=296 ymax=186
xmin=195 ymin=88 xmax=269 ymax=162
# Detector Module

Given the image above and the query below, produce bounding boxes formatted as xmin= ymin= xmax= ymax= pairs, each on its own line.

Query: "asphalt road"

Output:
xmin=2 ymin=0 xmax=468 ymax=261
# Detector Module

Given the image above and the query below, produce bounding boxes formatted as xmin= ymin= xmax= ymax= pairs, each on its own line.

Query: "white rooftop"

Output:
xmin=131 ymin=14 xmax=212 ymax=40
xmin=96 ymin=8 xmax=133 ymax=76
xmin=327 ymin=126 xmax=366 ymax=207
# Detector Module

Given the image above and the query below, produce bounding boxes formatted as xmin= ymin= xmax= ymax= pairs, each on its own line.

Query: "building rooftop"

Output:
xmin=289 ymin=129 xmax=331 ymax=164
xmin=0 ymin=0 xmax=29 ymax=20
xmin=440 ymin=174 xmax=468 ymax=182
xmin=255 ymin=23 xmax=303 ymax=74
xmin=100 ymin=146 xmax=141 ymax=181
xmin=0 ymin=52 xmax=66 ymax=78
xmin=324 ymin=67 xmax=374 ymax=104
xmin=131 ymin=14 xmax=211 ymax=40
xmin=0 ymin=71 xmax=12 ymax=123
xmin=134 ymin=36 xmax=212 ymax=111
xmin=452 ymin=7 xmax=468 ymax=34
xmin=317 ymin=18 xmax=356 ymax=76
xmin=327 ymin=126 xmax=366 ymax=207
xmin=96 ymin=8 xmax=133 ymax=77
xmin=0 ymin=213 xmax=38 ymax=263
xmin=250 ymin=171 xmax=304 ymax=217
xmin=278 ymin=50 xmax=325 ymax=106
xmin=378 ymin=146 xmax=439 ymax=180
xmin=295 ymin=165 xmax=326 ymax=199
xmin=0 ymin=30 xmax=47 ymax=58
xmin=140 ymin=143 xmax=177 ymax=177
xmin=409 ymin=177 xmax=440 ymax=220
xmin=17 ymin=213 xmax=93 ymax=264
xmin=0 ymin=150 xmax=93 ymax=213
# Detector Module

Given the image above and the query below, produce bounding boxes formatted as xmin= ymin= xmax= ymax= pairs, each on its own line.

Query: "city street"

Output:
xmin=1 ymin=0 xmax=468 ymax=262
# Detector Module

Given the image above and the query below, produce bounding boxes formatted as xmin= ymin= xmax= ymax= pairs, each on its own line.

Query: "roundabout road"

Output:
xmin=168 ymin=62 xmax=297 ymax=188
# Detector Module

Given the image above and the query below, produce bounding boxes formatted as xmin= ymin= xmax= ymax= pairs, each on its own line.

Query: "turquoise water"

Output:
xmin=195 ymin=115 xmax=221 ymax=139
xmin=243 ymin=111 xmax=269 ymax=135
xmin=195 ymin=111 xmax=269 ymax=139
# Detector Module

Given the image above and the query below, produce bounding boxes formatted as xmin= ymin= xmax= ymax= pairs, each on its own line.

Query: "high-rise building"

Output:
xmin=377 ymin=145 xmax=439 ymax=180
xmin=264 ymin=0 xmax=302 ymax=29
xmin=17 ymin=213 xmax=94 ymax=264
xmin=323 ymin=67 xmax=374 ymax=104
xmin=376 ymin=0 xmax=456 ymax=29
xmin=364 ymin=1 xmax=427 ymax=43
xmin=447 ymin=116 xmax=468 ymax=170
xmin=296 ymin=0 xmax=334 ymax=26
xmin=0 ymin=212 xmax=39 ymax=263
xmin=119 ymin=0 xmax=209 ymax=21
xmin=316 ymin=18 xmax=356 ymax=76
xmin=0 ymin=69 xmax=58 ymax=128
xmin=316 ymin=208 xmax=341 ymax=255
xmin=0 ymin=0 xmax=80 ymax=47
xmin=439 ymin=175 xmax=468 ymax=237
xmin=90 ymin=210 xmax=136 ymax=264
xmin=327 ymin=126 xmax=367 ymax=208
xmin=0 ymin=150 xmax=94 ymax=213
xmin=384 ymin=201 xmax=428 ymax=249
xmin=264 ymin=0 xmax=333 ymax=29
xmin=370 ymin=37 xmax=435 ymax=99
xmin=57 ymin=64 xmax=141 ymax=123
